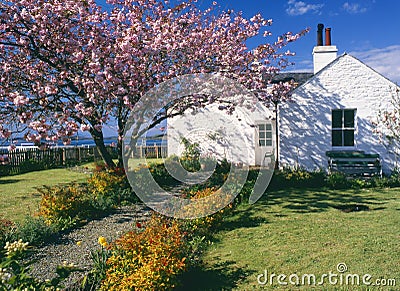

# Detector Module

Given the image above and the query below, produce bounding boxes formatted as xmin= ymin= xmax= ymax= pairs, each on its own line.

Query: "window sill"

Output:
xmin=331 ymin=146 xmax=356 ymax=151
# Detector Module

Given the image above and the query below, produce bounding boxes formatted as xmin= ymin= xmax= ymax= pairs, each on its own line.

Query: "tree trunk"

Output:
xmin=91 ymin=129 xmax=116 ymax=168
xmin=117 ymin=112 xmax=125 ymax=168
xmin=117 ymin=135 xmax=123 ymax=168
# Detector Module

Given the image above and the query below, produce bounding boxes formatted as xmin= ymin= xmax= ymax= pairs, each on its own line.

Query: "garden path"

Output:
xmin=29 ymin=204 xmax=151 ymax=288
xmin=29 ymin=172 xmax=212 ymax=288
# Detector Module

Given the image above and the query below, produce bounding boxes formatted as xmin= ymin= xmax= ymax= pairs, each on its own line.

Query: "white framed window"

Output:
xmin=332 ymin=109 xmax=356 ymax=147
xmin=258 ymin=124 xmax=273 ymax=147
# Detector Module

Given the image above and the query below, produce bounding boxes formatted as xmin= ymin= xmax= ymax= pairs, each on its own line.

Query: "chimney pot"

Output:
xmin=317 ymin=23 xmax=324 ymax=46
xmin=325 ymin=28 xmax=332 ymax=46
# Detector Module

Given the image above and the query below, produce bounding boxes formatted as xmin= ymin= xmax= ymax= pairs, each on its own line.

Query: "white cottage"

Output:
xmin=279 ymin=24 xmax=400 ymax=174
xmin=168 ymin=24 xmax=400 ymax=174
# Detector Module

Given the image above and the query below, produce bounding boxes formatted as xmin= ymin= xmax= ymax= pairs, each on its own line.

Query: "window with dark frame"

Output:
xmin=258 ymin=124 xmax=273 ymax=147
xmin=332 ymin=109 xmax=355 ymax=147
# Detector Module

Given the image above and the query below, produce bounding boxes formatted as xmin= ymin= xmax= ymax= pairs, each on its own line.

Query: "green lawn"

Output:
xmin=180 ymin=187 xmax=400 ymax=290
xmin=0 ymin=168 xmax=89 ymax=222
xmin=0 ymin=158 xmax=163 ymax=223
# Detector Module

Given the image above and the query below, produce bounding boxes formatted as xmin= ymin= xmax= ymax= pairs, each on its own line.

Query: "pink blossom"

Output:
xmin=11 ymin=92 xmax=29 ymax=106
xmin=44 ymin=86 xmax=58 ymax=95
xmin=0 ymin=0 xmax=307 ymax=168
xmin=63 ymin=138 xmax=71 ymax=145
xmin=0 ymin=129 xmax=12 ymax=139
xmin=80 ymin=123 xmax=91 ymax=131
xmin=8 ymin=144 xmax=16 ymax=151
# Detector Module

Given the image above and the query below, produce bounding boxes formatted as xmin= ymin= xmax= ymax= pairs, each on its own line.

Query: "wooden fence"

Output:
xmin=135 ymin=144 xmax=168 ymax=159
xmin=0 ymin=146 xmax=103 ymax=175
xmin=0 ymin=144 xmax=167 ymax=175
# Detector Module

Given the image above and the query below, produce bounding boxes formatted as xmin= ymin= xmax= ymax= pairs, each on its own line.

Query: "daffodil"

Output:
xmin=98 ymin=236 xmax=108 ymax=247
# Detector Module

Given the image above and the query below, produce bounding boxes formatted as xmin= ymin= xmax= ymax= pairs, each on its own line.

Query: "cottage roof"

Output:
xmin=271 ymin=72 xmax=313 ymax=86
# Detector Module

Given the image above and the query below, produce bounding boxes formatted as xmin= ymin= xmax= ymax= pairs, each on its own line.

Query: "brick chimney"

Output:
xmin=313 ymin=24 xmax=338 ymax=74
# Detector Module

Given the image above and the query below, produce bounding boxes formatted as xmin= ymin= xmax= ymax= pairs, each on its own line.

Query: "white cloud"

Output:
xmin=351 ymin=45 xmax=400 ymax=84
xmin=342 ymin=2 xmax=367 ymax=14
xmin=286 ymin=0 xmax=324 ymax=16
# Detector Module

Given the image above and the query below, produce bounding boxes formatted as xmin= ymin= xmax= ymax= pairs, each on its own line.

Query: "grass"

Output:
xmin=0 ymin=158 xmax=163 ymax=223
xmin=127 ymin=158 xmax=163 ymax=169
xmin=0 ymin=168 xmax=88 ymax=223
xmin=180 ymin=187 xmax=400 ymax=290
xmin=78 ymin=158 xmax=164 ymax=170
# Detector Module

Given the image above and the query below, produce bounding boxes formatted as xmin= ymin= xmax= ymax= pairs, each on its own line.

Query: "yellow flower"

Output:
xmin=98 ymin=236 xmax=108 ymax=247
xmin=76 ymin=241 xmax=82 ymax=246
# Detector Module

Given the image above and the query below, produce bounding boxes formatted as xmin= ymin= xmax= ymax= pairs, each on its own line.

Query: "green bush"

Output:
xmin=148 ymin=156 xmax=187 ymax=186
xmin=180 ymin=137 xmax=201 ymax=172
xmin=0 ymin=164 xmax=11 ymax=176
xmin=270 ymin=168 xmax=326 ymax=189
xmin=36 ymin=167 xmax=135 ymax=233
xmin=19 ymin=159 xmax=45 ymax=173
xmin=325 ymin=172 xmax=350 ymax=189
xmin=326 ymin=171 xmax=400 ymax=190
xmin=0 ymin=217 xmax=16 ymax=249
xmin=16 ymin=216 xmax=57 ymax=246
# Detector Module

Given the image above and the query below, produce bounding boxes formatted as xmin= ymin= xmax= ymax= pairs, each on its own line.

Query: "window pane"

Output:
xmin=332 ymin=110 xmax=342 ymax=128
xmin=259 ymin=140 xmax=265 ymax=146
xmin=266 ymin=132 xmax=272 ymax=138
xmin=259 ymin=132 xmax=265 ymax=138
xmin=259 ymin=124 xmax=265 ymax=131
xmin=343 ymin=130 xmax=354 ymax=146
xmin=332 ymin=130 xmax=342 ymax=146
xmin=344 ymin=110 xmax=354 ymax=128
xmin=266 ymin=139 xmax=272 ymax=146
xmin=266 ymin=124 xmax=272 ymax=130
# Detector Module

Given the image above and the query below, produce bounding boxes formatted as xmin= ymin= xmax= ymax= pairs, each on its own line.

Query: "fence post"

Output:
xmin=77 ymin=147 xmax=81 ymax=163
xmin=62 ymin=148 xmax=66 ymax=166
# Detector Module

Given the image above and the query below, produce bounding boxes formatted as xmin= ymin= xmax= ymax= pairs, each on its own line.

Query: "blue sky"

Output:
xmin=199 ymin=0 xmax=400 ymax=83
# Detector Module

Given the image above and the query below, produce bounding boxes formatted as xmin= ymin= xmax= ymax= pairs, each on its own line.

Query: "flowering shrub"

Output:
xmin=179 ymin=187 xmax=233 ymax=234
xmin=37 ymin=183 xmax=91 ymax=227
xmin=87 ymin=168 xmax=133 ymax=209
xmin=88 ymin=168 xmax=127 ymax=196
xmin=270 ymin=168 xmax=326 ymax=189
xmin=38 ymin=167 xmax=135 ymax=229
xmin=101 ymin=215 xmax=186 ymax=291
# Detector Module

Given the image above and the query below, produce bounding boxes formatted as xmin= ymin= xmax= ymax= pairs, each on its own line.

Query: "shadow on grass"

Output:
xmin=175 ymin=261 xmax=256 ymax=291
xmin=252 ymin=186 xmax=388 ymax=214
xmin=0 ymin=178 xmax=23 ymax=184
xmin=219 ymin=210 xmax=269 ymax=232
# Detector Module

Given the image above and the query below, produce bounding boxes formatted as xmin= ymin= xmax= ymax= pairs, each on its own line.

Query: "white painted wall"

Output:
xmin=279 ymin=54 xmax=400 ymax=173
xmin=167 ymin=102 xmax=275 ymax=166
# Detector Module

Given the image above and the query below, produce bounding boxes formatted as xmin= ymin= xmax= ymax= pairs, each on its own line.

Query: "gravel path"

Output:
xmin=29 ymin=204 xmax=152 ymax=288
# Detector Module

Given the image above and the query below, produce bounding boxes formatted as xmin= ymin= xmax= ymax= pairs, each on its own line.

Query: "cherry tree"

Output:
xmin=0 ymin=0 xmax=308 ymax=168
